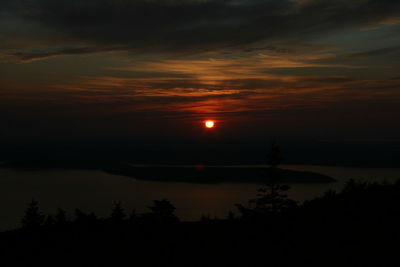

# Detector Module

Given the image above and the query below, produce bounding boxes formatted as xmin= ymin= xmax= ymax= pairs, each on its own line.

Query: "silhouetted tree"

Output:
xmin=200 ymin=214 xmax=211 ymax=222
xmin=110 ymin=202 xmax=126 ymax=222
xmin=21 ymin=199 xmax=45 ymax=229
xmin=128 ymin=209 xmax=137 ymax=223
xmin=44 ymin=214 xmax=55 ymax=227
xmin=75 ymin=209 xmax=97 ymax=226
xmin=227 ymin=211 xmax=236 ymax=221
xmin=146 ymin=199 xmax=179 ymax=223
xmin=55 ymin=208 xmax=68 ymax=226
xmin=236 ymin=141 xmax=297 ymax=218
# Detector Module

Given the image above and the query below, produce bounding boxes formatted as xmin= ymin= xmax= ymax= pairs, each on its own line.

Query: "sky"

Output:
xmin=1 ymin=0 xmax=400 ymax=164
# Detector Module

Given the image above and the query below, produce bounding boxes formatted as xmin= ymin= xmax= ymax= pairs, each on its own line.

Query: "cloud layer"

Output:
xmin=1 ymin=0 xmax=400 ymax=59
xmin=1 ymin=0 xmax=400 ymax=143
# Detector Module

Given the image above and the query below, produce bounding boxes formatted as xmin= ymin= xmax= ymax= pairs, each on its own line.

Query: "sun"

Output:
xmin=205 ymin=120 xmax=215 ymax=128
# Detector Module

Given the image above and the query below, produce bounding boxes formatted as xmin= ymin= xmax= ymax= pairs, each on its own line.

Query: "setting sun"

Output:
xmin=205 ymin=120 xmax=215 ymax=128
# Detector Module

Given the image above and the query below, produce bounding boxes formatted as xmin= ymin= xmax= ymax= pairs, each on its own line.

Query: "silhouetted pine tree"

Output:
xmin=75 ymin=208 xmax=97 ymax=226
xmin=200 ymin=214 xmax=211 ymax=222
xmin=44 ymin=214 xmax=55 ymax=227
xmin=21 ymin=199 xmax=45 ymax=229
xmin=236 ymin=141 xmax=297 ymax=218
xmin=110 ymin=202 xmax=126 ymax=222
xmin=227 ymin=211 xmax=236 ymax=221
xmin=146 ymin=199 xmax=179 ymax=223
xmin=128 ymin=209 xmax=137 ymax=223
xmin=55 ymin=208 xmax=68 ymax=226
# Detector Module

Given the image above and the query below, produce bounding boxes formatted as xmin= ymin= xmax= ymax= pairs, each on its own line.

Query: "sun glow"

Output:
xmin=205 ymin=120 xmax=215 ymax=128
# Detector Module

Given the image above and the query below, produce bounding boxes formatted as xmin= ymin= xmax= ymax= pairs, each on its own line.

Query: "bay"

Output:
xmin=0 ymin=165 xmax=399 ymax=230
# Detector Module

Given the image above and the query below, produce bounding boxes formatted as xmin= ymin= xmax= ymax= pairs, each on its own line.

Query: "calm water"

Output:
xmin=0 ymin=165 xmax=399 ymax=230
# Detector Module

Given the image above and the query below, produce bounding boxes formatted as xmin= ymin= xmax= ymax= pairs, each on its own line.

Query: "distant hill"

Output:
xmin=0 ymin=160 xmax=335 ymax=183
xmin=103 ymin=164 xmax=336 ymax=184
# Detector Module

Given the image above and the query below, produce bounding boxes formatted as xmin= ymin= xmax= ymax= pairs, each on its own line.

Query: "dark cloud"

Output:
xmin=2 ymin=0 xmax=400 ymax=58
xmin=316 ymin=46 xmax=400 ymax=64
xmin=347 ymin=46 xmax=400 ymax=58
xmin=6 ymin=46 xmax=123 ymax=62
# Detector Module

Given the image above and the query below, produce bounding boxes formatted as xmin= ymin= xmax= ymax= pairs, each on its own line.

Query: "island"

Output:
xmin=103 ymin=163 xmax=336 ymax=184
xmin=0 ymin=160 xmax=336 ymax=184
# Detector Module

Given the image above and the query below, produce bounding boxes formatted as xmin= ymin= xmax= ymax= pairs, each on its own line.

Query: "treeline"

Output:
xmin=0 ymin=179 xmax=399 ymax=266
xmin=15 ymin=178 xmax=400 ymax=229
xmin=20 ymin=199 xmax=180 ymax=231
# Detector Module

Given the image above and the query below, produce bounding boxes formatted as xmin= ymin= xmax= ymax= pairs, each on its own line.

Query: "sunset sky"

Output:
xmin=1 ymin=0 xmax=400 ymax=163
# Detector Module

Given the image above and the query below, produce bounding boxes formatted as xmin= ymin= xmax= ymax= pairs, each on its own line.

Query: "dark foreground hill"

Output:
xmin=1 ymin=215 xmax=399 ymax=267
xmin=0 ymin=180 xmax=399 ymax=266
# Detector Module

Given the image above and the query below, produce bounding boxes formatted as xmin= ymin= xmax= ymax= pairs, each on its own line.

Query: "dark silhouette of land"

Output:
xmin=0 ymin=143 xmax=399 ymax=266
xmin=0 ymin=179 xmax=399 ymax=266
xmin=0 ymin=160 xmax=335 ymax=183
xmin=103 ymin=163 xmax=336 ymax=183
